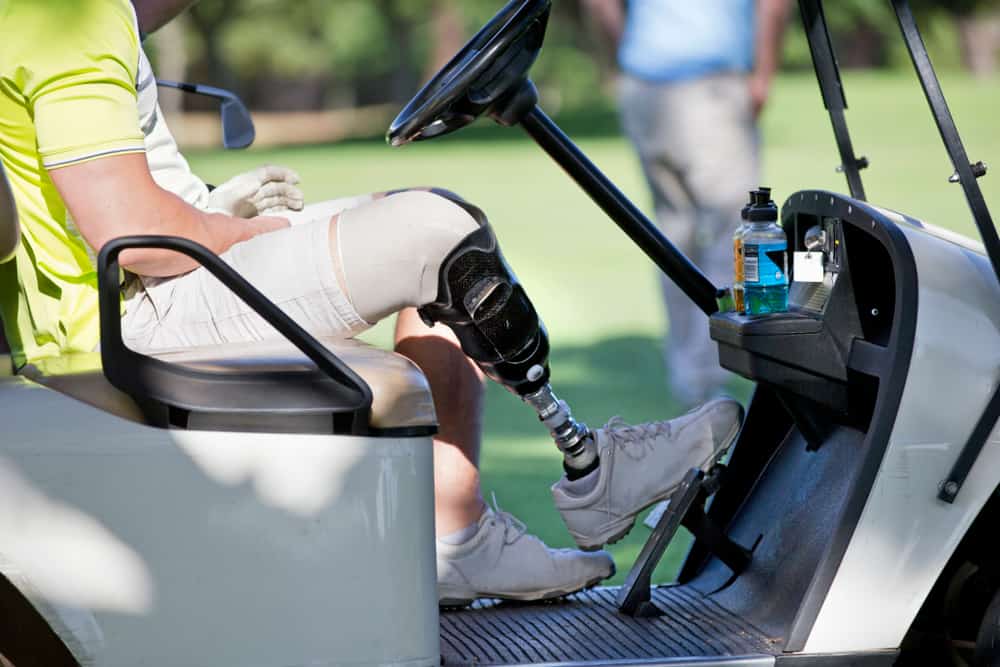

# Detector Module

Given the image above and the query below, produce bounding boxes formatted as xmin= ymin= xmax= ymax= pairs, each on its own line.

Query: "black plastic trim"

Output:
xmin=846 ymin=339 xmax=886 ymax=377
xmin=1 ymin=572 xmax=79 ymax=666
xmin=799 ymin=0 xmax=867 ymax=200
xmin=97 ymin=235 xmax=374 ymax=435
xmin=678 ymin=385 xmax=791 ymax=584
xmin=780 ymin=193 xmax=918 ymax=651
xmin=939 ymin=383 xmax=1000 ymax=502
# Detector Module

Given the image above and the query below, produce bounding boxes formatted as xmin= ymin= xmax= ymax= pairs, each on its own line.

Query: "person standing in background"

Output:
xmin=584 ymin=0 xmax=791 ymax=406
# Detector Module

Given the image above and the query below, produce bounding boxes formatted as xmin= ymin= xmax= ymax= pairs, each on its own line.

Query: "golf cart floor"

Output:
xmin=440 ymin=585 xmax=777 ymax=665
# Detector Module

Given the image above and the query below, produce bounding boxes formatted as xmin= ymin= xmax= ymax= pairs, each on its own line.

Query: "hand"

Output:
xmin=242 ymin=214 xmax=291 ymax=241
xmin=748 ymin=73 xmax=771 ymax=122
xmin=207 ymin=165 xmax=305 ymax=218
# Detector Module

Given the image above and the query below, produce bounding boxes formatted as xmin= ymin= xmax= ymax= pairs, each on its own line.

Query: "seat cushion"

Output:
xmin=21 ymin=338 xmax=437 ymax=433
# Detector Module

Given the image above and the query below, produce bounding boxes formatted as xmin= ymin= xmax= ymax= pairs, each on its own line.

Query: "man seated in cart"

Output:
xmin=0 ymin=0 xmax=741 ymax=605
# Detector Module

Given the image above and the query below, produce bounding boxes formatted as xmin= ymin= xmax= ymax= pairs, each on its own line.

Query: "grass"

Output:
xmin=187 ymin=70 xmax=1000 ymax=585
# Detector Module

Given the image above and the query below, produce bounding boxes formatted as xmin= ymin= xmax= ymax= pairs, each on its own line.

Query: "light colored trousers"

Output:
xmin=122 ymin=191 xmax=478 ymax=352
xmin=620 ymin=72 xmax=758 ymax=405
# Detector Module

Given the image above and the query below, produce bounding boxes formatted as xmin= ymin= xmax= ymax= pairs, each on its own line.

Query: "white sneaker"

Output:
xmin=436 ymin=497 xmax=615 ymax=606
xmin=551 ymin=397 xmax=743 ymax=551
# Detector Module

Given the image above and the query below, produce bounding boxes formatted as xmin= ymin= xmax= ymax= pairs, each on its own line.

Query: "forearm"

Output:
xmin=113 ymin=190 xmax=252 ymax=277
xmin=753 ymin=0 xmax=791 ymax=85
xmin=583 ymin=0 xmax=626 ymax=54
xmin=50 ymin=153 xmax=255 ymax=277
xmin=131 ymin=0 xmax=196 ymax=34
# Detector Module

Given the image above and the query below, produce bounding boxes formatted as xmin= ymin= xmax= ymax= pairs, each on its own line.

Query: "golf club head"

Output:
xmin=156 ymin=80 xmax=255 ymax=149
xmin=220 ymin=98 xmax=255 ymax=149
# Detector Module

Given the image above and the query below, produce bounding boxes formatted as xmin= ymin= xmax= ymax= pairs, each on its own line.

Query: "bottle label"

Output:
xmin=733 ymin=237 xmax=744 ymax=282
xmin=745 ymin=242 xmax=787 ymax=286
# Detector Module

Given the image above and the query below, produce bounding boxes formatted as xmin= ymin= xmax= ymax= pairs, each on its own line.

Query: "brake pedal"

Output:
xmin=618 ymin=465 xmax=753 ymax=618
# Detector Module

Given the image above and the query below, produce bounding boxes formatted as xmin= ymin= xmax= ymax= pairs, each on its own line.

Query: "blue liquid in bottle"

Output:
xmin=743 ymin=188 xmax=788 ymax=315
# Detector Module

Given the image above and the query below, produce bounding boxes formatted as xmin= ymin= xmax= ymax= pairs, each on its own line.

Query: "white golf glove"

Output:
xmin=207 ymin=165 xmax=305 ymax=218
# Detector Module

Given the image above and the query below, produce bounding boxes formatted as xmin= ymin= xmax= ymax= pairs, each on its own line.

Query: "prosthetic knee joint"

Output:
xmin=418 ymin=194 xmax=597 ymax=473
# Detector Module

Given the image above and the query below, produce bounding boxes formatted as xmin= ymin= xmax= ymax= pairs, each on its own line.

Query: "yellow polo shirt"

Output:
xmin=0 ymin=0 xmax=145 ymax=367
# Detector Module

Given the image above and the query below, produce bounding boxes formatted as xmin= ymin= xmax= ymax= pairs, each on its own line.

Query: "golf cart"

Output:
xmin=2 ymin=0 xmax=999 ymax=665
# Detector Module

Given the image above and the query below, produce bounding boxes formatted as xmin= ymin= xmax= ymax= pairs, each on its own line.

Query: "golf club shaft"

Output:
xmin=520 ymin=105 xmax=719 ymax=316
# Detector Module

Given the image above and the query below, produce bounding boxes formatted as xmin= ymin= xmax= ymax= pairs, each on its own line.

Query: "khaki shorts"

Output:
xmin=122 ymin=196 xmax=372 ymax=353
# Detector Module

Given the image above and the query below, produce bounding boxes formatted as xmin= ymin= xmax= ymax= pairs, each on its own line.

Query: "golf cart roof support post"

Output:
xmin=891 ymin=0 xmax=1000 ymax=289
xmin=799 ymin=0 xmax=867 ymax=201
xmin=520 ymin=105 xmax=720 ymax=316
xmin=891 ymin=0 xmax=1000 ymax=503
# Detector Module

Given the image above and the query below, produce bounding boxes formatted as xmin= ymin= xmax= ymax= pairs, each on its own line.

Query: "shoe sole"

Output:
xmin=572 ymin=420 xmax=741 ymax=552
xmin=438 ymin=566 xmax=615 ymax=609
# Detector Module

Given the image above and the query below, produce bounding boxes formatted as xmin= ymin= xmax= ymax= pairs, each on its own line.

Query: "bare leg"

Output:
xmin=394 ymin=307 xmax=486 ymax=537
xmin=326 ymin=192 xmax=613 ymax=602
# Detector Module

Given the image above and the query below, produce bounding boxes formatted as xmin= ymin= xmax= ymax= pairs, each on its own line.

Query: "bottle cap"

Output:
xmin=747 ymin=186 xmax=778 ymax=222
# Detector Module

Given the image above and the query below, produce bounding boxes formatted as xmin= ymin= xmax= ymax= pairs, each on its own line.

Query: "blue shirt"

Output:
xmin=619 ymin=0 xmax=756 ymax=83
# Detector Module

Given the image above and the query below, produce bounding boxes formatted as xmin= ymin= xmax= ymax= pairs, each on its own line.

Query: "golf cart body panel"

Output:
xmin=0 ymin=375 xmax=439 ymax=666
xmin=805 ymin=211 xmax=1000 ymax=652
xmin=706 ymin=193 xmax=1000 ymax=655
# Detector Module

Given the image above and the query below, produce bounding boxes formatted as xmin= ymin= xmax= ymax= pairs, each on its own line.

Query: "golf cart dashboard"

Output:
xmin=710 ymin=190 xmax=915 ymax=428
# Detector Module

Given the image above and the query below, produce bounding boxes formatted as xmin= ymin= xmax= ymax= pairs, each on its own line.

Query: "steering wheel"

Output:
xmin=387 ymin=0 xmax=551 ymax=147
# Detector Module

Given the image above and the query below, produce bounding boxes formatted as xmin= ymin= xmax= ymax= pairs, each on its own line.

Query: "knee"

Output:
xmin=385 ymin=186 xmax=466 ymax=203
xmin=334 ymin=189 xmax=488 ymax=321
xmin=384 ymin=190 xmax=482 ymax=243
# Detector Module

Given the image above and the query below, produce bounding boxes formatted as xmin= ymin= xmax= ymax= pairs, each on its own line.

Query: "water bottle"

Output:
xmin=743 ymin=187 xmax=788 ymax=315
xmin=732 ymin=195 xmax=752 ymax=314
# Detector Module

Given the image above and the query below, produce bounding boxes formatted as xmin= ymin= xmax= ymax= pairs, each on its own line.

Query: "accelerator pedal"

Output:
xmin=617 ymin=465 xmax=753 ymax=617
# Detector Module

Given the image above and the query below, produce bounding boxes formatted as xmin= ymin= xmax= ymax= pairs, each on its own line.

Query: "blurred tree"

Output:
xmin=373 ymin=0 xmax=422 ymax=103
xmin=163 ymin=0 xmax=987 ymax=117
xmin=779 ymin=1 xmax=895 ymax=70
xmin=176 ymin=0 xmax=606 ymax=112
xmin=189 ymin=0 xmax=240 ymax=92
xmin=146 ymin=14 xmax=190 ymax=114
xmin=915 ymin=0 xmax=1000 ymax=75
xmin=427 ymin=0 xmax=465 ymax=76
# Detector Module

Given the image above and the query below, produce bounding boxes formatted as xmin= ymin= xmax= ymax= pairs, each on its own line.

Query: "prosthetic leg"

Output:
xmin=417 ymin=194 xmax=598 ymax=475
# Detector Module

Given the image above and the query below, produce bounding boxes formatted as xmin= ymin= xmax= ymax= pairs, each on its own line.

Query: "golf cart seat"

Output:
xmin=0 ymin=155 xmax=435 ymax=435
xmin=0 ymin=161 xmax=441 ymax=667
xmin=19 ymin=336 xmax=437 ymax=433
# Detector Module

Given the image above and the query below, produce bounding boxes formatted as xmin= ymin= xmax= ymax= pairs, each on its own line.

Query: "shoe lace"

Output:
xmin=489 ymin=492 xmax=527 ymax=545
xmin=601 ymin=416 xmax=673 ymax=461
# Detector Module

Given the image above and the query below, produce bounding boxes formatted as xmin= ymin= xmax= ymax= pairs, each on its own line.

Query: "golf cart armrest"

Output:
xmin=97 ymin=235 xmax=374 ymax=435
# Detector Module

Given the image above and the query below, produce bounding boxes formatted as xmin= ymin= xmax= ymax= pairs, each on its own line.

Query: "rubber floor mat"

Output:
xmin=439 ymin=585 xmax=777 ymax=665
